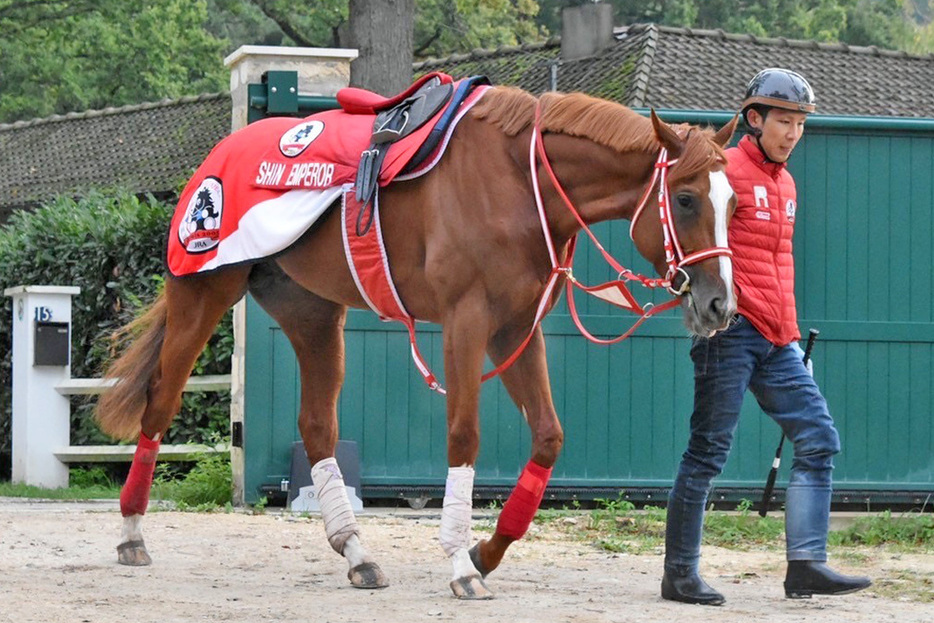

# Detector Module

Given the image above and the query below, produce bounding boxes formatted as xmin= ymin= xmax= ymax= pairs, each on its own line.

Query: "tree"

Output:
xmin=346 ymin=0 xmax=414 ymax=94
xmin=536 ymin=0 xmax=929 ymax=51
xmin=0 ymin=0 xmax=227 ymax=123
xmin=233 ymin=0 xmax=348 ymax=47
xmin=413 ymin=0 xmax=544 ymax=58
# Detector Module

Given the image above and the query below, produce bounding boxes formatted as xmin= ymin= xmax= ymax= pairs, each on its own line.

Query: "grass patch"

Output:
xmin=829 ymin=510 xmax=934 ymax=551
xmin=152 ymin=454 xmax=232 ymax=511
xmin=871 ymin=569 xmax=934 ymax=603
xmin=0 ymin=481 xmax=120 ymax=500
xmin=534 ymin=497 xmax=787 ymax=554
xmin=703 ymin=499 xmax=784 ymax=549
xmin=0 ymin=466 xmax=120 ymax=499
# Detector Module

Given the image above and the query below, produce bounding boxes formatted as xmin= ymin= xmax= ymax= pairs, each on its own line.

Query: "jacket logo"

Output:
xmin=786 ymin=199 xmax=796 ymax=223
xmin=755 ymin=210 xmax=771 ymax=221
xmin=753 ymin=185 xmax=769 ymax=208
xmin=178 ymin=177 xmax=223 ymax=254
xmin=279 ymin=120 xmax=325 ymax=157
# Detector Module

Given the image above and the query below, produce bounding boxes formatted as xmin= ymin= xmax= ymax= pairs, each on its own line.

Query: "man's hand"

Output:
xmin=789 ymin=341 xmax=814 ymax=377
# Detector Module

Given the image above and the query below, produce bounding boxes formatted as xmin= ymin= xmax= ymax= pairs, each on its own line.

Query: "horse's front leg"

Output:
xmin=440 ymin=306 xmax=494 ymax=599
xmin=250 ymin=267 xmax=387 ymax=589
xmin=470 ymin=325 xmax=563 ymax=578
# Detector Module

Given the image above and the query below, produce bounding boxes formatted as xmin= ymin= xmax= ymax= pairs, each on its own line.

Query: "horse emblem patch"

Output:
xmin=178 ymin=177 xmax=223 ymax=254
xmin=785 ymin=199 xmax=796 ymax=223
xmin=279 ymin=120 xmax=325 ymax=157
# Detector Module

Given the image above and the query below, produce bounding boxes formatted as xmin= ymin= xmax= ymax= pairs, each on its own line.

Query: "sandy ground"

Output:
xmin=0 ymin=498 xmax=932 ymax=623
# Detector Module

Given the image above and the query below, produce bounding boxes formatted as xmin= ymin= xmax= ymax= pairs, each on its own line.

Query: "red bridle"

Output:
xmin=487 ymin=108 xmax=734 ymax=378
xmin=406 ymin=107 xmax=735 ymax=391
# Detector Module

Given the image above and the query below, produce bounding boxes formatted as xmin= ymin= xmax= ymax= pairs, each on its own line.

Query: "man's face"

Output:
xmin=748 ymin=108 xmax=808 ymax=163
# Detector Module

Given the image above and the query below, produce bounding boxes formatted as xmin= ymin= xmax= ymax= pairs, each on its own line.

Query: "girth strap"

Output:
xmin=341 ymin=188 xmax=444 ymax=393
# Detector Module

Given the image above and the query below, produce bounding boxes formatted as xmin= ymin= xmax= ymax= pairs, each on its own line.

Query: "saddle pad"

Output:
xmin=166 ymin=80 xmax=488 ymax=277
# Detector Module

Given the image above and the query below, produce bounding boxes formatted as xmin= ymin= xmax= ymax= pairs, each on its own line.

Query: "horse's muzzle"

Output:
xmin=679 ymin=270 xmax=735 ymax=336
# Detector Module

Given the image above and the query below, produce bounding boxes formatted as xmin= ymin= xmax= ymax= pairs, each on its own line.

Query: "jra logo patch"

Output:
xmin=178 ymin=177 xmax=223 ymax=254
xmin=279 ymin=120 xmax=325 ymax=157
xmin=785 ymin=199 xmax=796 ymax=223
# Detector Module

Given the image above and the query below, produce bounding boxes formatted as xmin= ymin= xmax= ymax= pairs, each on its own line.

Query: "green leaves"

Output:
xmin=0 ymin=190 xmax=232 ymax=476
xmin=0 ymin=0 xmax=227 ymax=123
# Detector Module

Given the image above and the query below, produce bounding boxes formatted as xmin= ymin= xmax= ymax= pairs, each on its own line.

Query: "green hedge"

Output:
xmin=0 ymin=191 xmax=232 ymax=478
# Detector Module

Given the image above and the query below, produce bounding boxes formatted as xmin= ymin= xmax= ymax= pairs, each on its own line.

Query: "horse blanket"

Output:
xmin=167 ymin=78 xmax=489 ymax=277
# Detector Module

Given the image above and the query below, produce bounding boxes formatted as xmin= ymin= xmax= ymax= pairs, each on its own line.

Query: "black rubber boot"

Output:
xmin=784 ymin=561 xmax=872 ymax=598
xmin=661 ymin=571 xmax=726 ymax=606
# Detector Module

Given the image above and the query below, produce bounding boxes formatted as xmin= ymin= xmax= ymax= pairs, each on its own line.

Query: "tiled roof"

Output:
xmin=639 ymin=24 xmax=934 ymax=116
xmin=4 ymin=24 xmax=934 ymax=212
xmin=417 ymin=23 xmax=934 ymax=116
xmin=0 ymin=94 xmax=230 ymax=213
xmin=413 ymin=25 xmax=656 ymax=104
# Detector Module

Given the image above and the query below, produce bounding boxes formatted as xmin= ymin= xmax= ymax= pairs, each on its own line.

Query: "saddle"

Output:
xmin=338 ymin=72 xmax=490 ymax=234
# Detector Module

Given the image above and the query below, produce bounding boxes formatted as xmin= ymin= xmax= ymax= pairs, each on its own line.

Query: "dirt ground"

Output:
xmin=1 ymin=498 xmax=931 ymax=623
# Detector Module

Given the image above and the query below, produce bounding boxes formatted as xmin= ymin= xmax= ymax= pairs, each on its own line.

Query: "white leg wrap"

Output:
xmin=121 ymin=514 xmax=143 ymax=543
xmin=311 ymin=457 xmax=360 ymax=554
xmin=439 ymin=466 xmax=474 ymax=557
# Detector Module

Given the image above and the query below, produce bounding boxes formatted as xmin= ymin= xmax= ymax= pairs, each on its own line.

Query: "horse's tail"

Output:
xmin=95 ymin=294 xmax=168 ymax=441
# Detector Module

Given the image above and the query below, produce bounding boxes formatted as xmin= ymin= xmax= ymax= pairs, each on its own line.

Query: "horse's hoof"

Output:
xmin=468 ymin=542 xmax=491 ymax=579
xmin=450 ymin=574 xmax=494 ymax=600
xmin=348 ymin=562 xmax=389 ymax=589
xmin=116 ymin=539 xmax=152 ymax=566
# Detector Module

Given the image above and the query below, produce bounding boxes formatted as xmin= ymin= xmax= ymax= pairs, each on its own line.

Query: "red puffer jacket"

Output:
xmin=725 ymin=135 xmax=800 ymax=346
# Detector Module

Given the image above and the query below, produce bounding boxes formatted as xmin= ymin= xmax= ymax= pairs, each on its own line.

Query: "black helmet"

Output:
xmin=741 ymin=68 xmax=816 ymax=122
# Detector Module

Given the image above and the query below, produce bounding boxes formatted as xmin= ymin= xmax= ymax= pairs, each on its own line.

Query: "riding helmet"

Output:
xmin=741 ymin=68 xmax=816 ymax=123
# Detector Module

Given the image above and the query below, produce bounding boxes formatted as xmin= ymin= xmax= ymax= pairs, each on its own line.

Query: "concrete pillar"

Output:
xmin=224 ymin=45 xmax=358 ymax=132
xmin=223 ymin=45 xmax=356 ymax=505
xmin=5 ymin=285 xmax=81 ymax=488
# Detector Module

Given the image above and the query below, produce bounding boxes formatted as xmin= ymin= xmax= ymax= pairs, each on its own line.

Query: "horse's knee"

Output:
xmin=532 ymin=420 xmax=564 ymax=467
xmin=447 ymin=421 xmax=480 ymax=463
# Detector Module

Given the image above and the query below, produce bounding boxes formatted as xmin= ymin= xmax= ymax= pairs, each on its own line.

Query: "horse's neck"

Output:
xmin=539 ymin=134 xmax=656 ymax=243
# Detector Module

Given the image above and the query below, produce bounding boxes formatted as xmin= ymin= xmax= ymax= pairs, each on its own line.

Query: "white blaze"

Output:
xmin=708 ymin=171 xmax=736 ymax=312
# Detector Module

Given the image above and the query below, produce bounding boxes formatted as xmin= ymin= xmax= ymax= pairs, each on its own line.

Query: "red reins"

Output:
xmin=490 ymin=105 xmax=734 ymax=360
xmin=404 ymin=105 xmax=733 ymax=391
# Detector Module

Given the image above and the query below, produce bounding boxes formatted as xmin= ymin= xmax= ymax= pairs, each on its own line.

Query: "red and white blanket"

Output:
xmin=167 ymin=81 xmax=488 ymax=276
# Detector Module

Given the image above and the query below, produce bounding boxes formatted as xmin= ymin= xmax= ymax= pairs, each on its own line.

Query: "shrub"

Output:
xmin=0 ymin=191 xmax=232 ymax=478
xmin=152 ymin=453 xmax=233 ymax=509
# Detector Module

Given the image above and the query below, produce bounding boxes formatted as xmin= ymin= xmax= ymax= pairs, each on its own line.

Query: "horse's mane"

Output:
xmin=471 ymin=86 xmax=726 ymax=177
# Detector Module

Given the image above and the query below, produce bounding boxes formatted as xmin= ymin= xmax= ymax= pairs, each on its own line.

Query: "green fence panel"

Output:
xmin=242 ymin=109 xmax=934 ymax=504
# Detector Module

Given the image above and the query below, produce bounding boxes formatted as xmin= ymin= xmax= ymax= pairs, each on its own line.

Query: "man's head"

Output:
xmin=740 ymin=68 xmax=816 ymax=163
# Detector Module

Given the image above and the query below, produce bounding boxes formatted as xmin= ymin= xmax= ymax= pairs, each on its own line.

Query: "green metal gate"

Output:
xmin=241 ymin=104 xmax=934 ymax=505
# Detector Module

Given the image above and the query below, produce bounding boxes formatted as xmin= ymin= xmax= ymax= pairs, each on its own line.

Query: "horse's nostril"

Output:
xmin=708 ymin=296 xmax=726 ymax=318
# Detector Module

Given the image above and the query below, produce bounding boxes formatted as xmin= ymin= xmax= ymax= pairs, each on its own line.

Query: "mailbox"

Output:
xmin=34 ymin=321 xmax=70 ymax=366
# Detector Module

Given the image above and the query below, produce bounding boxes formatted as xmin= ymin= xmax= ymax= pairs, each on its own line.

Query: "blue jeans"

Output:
xmin=664 ymin=315 xmax=841 ymax=576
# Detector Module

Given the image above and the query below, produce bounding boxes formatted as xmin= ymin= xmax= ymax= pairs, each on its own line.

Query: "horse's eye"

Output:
xmin=676 ymin=193 xmax=695 ymax=211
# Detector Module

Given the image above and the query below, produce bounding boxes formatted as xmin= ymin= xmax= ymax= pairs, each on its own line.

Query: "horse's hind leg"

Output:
xmin=117 ymin=268 xmax=249 ymax=566
xmin=249 ymin=262 xmax=387 ymax=589
xmin=470 ymin=325 xmax=564 ymax=577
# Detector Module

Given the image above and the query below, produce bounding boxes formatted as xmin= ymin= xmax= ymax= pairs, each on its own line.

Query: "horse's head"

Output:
xmin=632 ymin=113 xmax=739 ymax=336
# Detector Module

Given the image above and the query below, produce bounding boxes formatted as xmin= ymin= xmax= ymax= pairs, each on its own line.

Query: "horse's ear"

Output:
xmin=713 ymin=114 xmax=739 ymax=148
xmin=650 ymin=109 xmax=684 ymax=158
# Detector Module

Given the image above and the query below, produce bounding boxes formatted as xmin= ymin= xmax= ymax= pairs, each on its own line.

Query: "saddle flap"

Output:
xmin=337 ymin=72 xmax=453 ymax=115
xmin=370 ymin=81 xmax=454 ymax=144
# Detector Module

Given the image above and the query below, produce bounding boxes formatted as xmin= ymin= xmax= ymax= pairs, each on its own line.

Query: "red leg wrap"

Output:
xmin=120 ymin=433 xmax=161 ymax=517
xmin=496 ymin=460 xmax=553 ymax=540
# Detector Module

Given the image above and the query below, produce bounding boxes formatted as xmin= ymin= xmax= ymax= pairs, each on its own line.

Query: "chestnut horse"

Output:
xmin=95 ymin=86 xmax=738 ymax=600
